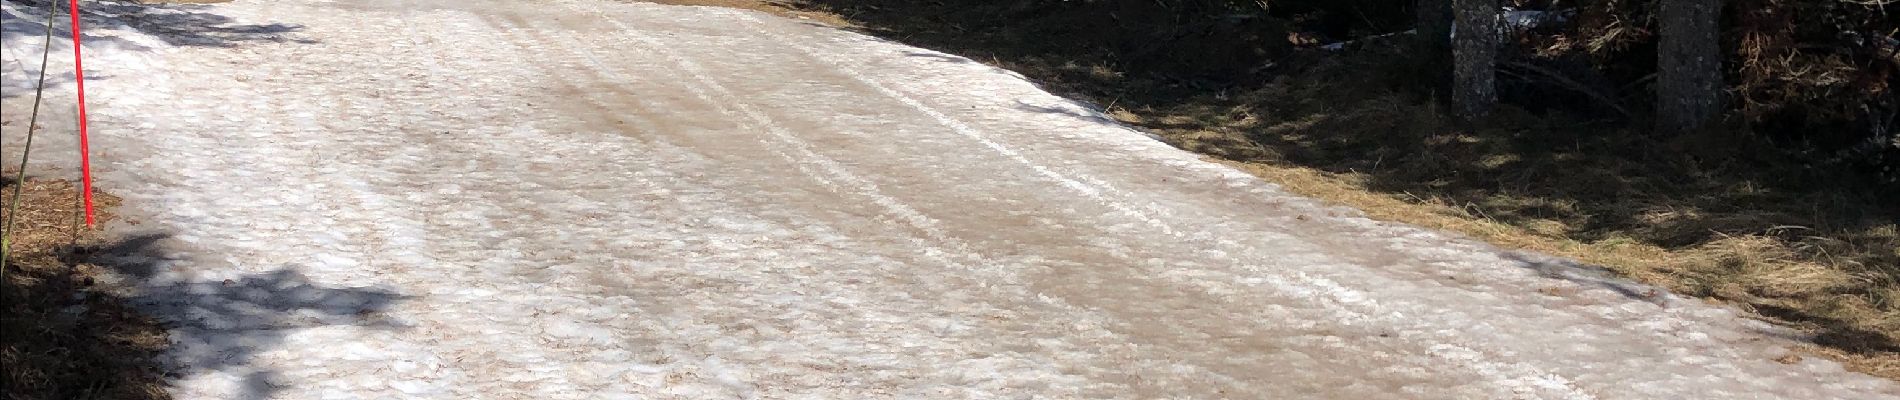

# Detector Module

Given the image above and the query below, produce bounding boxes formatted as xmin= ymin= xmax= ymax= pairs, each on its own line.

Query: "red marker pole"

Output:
xmin=66 ymin=0 xmax=95 ymax=227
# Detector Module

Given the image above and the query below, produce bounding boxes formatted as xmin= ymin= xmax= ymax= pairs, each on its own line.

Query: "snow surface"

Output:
xmin=2 ymin=0 xmax=1897 ymax=398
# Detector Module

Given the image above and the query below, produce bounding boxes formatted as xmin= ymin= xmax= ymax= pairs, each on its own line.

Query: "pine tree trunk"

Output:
xmin=1417 ymin=0 xmax=1452 ymax=54
xmin=1416 ymin=0 xmax=1453 ymax=92
xmin=1452 ymin=0 xmax=1497 ymax=121
xmin=1657 ymin=0 xmax=1724 ymax=134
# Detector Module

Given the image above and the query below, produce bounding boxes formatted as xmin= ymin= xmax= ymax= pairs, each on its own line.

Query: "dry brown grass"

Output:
xmin=660 ymin=0 xmax=1900 ymax=380
xmin=1 ymin=174 xmax=167 ymax=400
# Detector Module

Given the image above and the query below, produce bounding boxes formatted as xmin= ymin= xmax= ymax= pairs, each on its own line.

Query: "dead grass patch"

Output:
xmin=1 ymin=174 xmax=166 ymax=400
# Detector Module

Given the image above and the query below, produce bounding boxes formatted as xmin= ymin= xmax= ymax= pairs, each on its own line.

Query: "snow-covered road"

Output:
xmin=3 ymin=0 xmax=1896 ymax=398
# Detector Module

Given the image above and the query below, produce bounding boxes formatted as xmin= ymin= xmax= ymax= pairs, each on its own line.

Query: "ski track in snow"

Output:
xmin=2 ymin=0 xmax=1896 ymax=398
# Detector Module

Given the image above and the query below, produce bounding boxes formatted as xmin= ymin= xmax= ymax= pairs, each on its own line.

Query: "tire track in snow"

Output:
xmin=470 ymin=12 xmax=884 ymax=398
xmin=516 ymin=14 xmax=1258 ymax=399
xmin=475 ymin=8 xmax=1113 ymax=397
xmin=377 ymin=6 xmax=694 ymax=396
xmin=561 ymin=3 xmax=1572 ymax=398
xmin=548 ymin=3 xmax=1013 ymax=288
xmin=539 ymin=3 xmax=1311 ymax=395
xmin=515 ymin=10 xmax=1279 ymax=395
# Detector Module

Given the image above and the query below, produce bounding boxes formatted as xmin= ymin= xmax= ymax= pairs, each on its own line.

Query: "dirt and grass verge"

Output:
xmin=1 ymin=175 xmax=167 ymax=400
xmin=641 ymin=0 xmax=1900 ymax=379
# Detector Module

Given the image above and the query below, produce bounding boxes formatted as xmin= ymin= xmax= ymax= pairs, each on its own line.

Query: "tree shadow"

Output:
xmin=2 ymin=177 xmax=166 ymax=399
xmin=4 ymin=0 xmax=312 ymax=49
xmin=85 ymin=233 xmax=408 ymax=399
xmin=1012 ymin=100 xmax=1118 ymax=125
xmin=1 ymin=3 xmax=145 ymax=51
xmin=2 ymin=0 xmax=313 ymax=97
xmin=1503 ymin=252 xmax=1668 ymax=305
xmin=902 ymin=50 xmax=973 ymax=64
xmin=786 ymin=0 xmax=1291 ymax=104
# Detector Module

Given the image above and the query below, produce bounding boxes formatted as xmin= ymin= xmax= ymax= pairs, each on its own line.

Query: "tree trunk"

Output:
xmin=1657 ymin=0 xmax=1724 ymax=134
xmin=1417 ymin=0 xmax=1452 ymax=54
xmin=1416 ymin=0 xmax=1453 ymax=92
xmin=1452 ymin=0 xmax=1497 ymax=121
